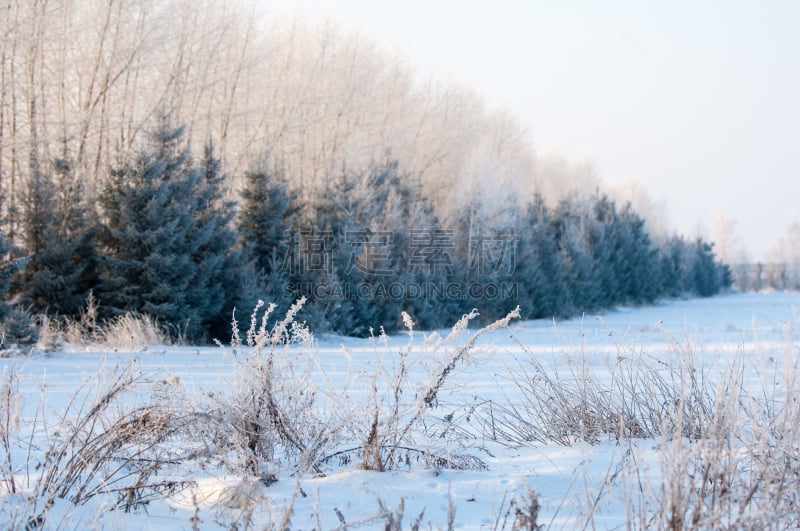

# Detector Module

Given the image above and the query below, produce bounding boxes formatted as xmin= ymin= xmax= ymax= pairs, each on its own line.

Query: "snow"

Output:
xmin=1 ymin=292 xmax=799 ymax=529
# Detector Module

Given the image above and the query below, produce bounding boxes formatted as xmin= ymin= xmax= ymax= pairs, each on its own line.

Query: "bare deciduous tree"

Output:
xmin=0 ymin=2 xmax=596 ymax=244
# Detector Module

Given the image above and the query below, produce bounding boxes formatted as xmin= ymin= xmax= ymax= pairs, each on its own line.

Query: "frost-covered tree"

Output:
xmin=12 ymin=154 xmax=98 ymax=316
xmin=1 ymin=2 xmax=596 ymax=250
xmin=348 ymin=162 xmax=451 ymax=331
xmin=236 ymin=161 xmax=298 ymax=324
xmin=97 ymin=119 xmax=238 ymax=341
xmin=615 ymin=203 xmax=660 ymax=304
xmin=515 ymin=195 xmax=569 ymax=319
xmin=0 ymin=234 xmax=39 ymax=346
xmin=0 ymin=234 xmax=15 ymax=322
xmin=587 ymin=195 xmax=621 ymax=308
xmin=239 ymin=164 xmax=297 ymax=276
xmin=587 ymin=197 xmax=660 ymax=306
xmin=553 ymin=195 xmax=603 ymax=312
xmin=277 ymin=160 xmax=451 ymax=335
xmin=656 ymin=236 xmax=730 ymax=298
xmin=185 ymin=142 xmax=244 ymax=340
xmin=542 ymin=193 xmax=665 ymax=314
xmin=658 ymin=237 xmax=687 ymax=298
xmin=445 ymin=195 xmax=520 ymax=325
xmin=689 ymin=240 xmax=721 ymax=297
xmin=765 ymin=219 xmax=800 ymax=290
xmin=97 ymin=121 xmax=192 ymax=322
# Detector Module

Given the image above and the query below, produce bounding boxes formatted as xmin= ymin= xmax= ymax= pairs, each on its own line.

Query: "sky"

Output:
xmin=265 ymin=0 xmax=800 ymax=262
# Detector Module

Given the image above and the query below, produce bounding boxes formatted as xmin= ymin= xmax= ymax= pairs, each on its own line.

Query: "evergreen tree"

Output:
xmin=655 ymin=235 xmax=730 ymax=299
xmin=516 ymin=195 xmax=569 ymax=319
xmin=186 ymin=142 xmax=244 ymax=340
xmin=616 ymin=203 xmax=660 ymax=304
xmin=587 ymin=195 xmax=621 ymax=308
xmin=344 ymin=162 xmax=418 ymax=333
xmin=0 ymin=235 xmax=40 ymax=347
xmin=300 ymin=169 xmax=368 ymax=335
xmin=588 ymin=196 xmax=660 ymax=306
xmin=717 ymin=261 xmax=733 ymax=291
xmin=12 ymin=153 xmax=97 ymax=316
xmin=689 ymin=239 xmax=724 ymax=297
xmin=658 ymin=236 xmax=687 ymax=298
xmin=290 ymin=161 xmax=448 ymax=335
xmin=397 ymin=193 xmax=453 ymax=330
xmin=0 ymin=234 xmax=15 ymax=322
xmin=239 ymin=164 xmax=297 ymax=277
xmin=554 ymin=195 xmax=603 ymax=312
xmin=237 ymin=162 xmax=298 ymax=323
xmin=97 ymin=119 xmax=238 ymax=341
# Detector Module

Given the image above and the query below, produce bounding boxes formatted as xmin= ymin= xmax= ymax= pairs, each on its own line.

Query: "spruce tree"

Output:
xmin=658 ymin=237 xmax=687 ymax=298
xmin=237 ymin=163 xmax=298 ymax=322
xmin=185 ymin=142 xmax=244 ymax=340
xmin=690 ymin=239 xmax=723 ymax=297
xmin=239 ymin=165 xmax=296 ymax=276
xmin=284 ymin=160 xmax=447 ymax=335
xmin=343 ymin=162 xmax=450 ymax=332
xmin=396 ymin=192 xmax=452 ymax=330
xmin=0 ymin=234 xmax=15 ymax=322
xmin=587 ymin=195 xmax=661 ymax=307
xmin=516 ymin=195 xmax=569 ymax=319
xmin=299 ymin=170 xmax=359 ymax=334
xmin=0 ymin=235 xmax=40 ymax=346
xmin=554 ymin=196 xmax=603 ymax=313
xmin=12 ymin=154 xmax=97 ymax=316
xmin=97 ymin=119 xmax=239 ymax=342
xmin=587 ymin=195 xmax=621 ymax=308
xmin=616 ymin=203 xmax=660 ymax=304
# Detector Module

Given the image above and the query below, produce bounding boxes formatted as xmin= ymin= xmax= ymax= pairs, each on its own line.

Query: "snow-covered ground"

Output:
xmin=2 ymin=292 xmax=799 ymax=529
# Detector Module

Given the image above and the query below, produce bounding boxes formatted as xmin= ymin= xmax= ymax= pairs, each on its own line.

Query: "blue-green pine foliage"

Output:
xmin=515 ymin=194 xmax=570 ymax=319
xmin=237 ymin=162 xmax=298 ymax=326
xmin=0 ymin=234 xmax=15 ymax=322
xmin=13 ymin=155 xmax=97 ymax=316
xmin=97 ymin=119 xmax=238 ymax=341
xmin=2 ymin=113 xmax=732 ymax=339
xmin=186 ymin=142 xmax=244 ymax=340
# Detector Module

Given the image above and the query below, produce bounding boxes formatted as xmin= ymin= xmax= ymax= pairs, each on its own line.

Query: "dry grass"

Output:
xmin=0 ymin=361 xmax=194 ymax=528
xmin=198 ymin=297 xmax=329 ymax=481
xmin=51 ymin=293 xmax=171 ymax=350
xmin=3 ymin=302 xmax=800 ymax=529
xmin=480 ymin=321 xmax=731 ymax=447
xmin=339 ymin=307 xmax=519 ymax=472
xmin=197 ymin=301 xmax=518 ymax=484
xmin=95 ymin=313 xmax=170 ymax=349
xmin=643 ymin=341 xmax=800 ymax=529
xmin=488 ymin=319 xmax=800 ymax=529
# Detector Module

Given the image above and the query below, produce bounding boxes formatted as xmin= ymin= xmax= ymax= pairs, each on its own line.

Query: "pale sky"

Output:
xmin=266 ymin=0 xmax=800 ymax=261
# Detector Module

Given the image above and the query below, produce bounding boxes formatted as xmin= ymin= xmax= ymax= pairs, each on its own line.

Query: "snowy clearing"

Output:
xmin=1 ymin=292 xmax=799 ymax=530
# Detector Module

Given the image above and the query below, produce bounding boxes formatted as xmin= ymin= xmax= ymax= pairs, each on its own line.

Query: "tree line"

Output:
xmin=1 ymin=2 xmax=645 ymax=248
xmin=0 ymin=2 xmax=731 ymax=344
xmin=0 ymin=118 xmax=730 ymax=344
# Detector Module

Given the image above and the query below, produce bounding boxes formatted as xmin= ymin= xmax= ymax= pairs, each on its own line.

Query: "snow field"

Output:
xmin=1 ymin=292 xmax=799 ymax=529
